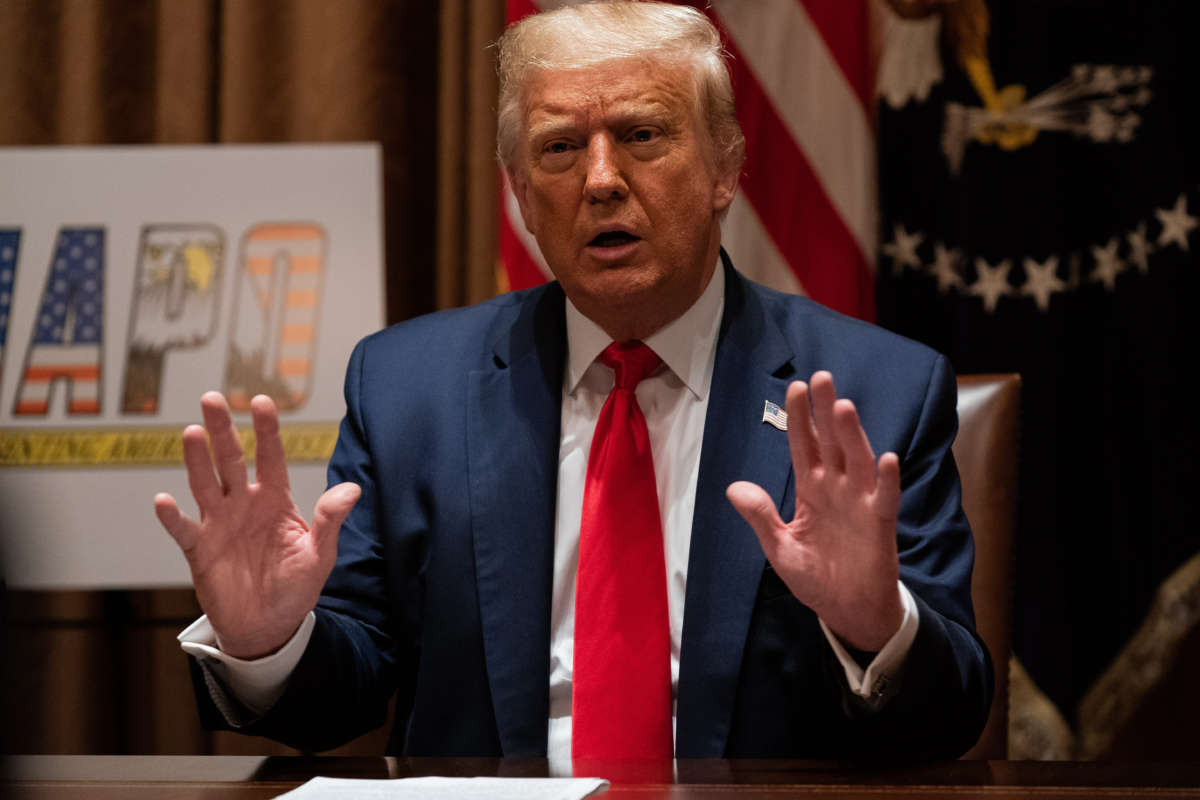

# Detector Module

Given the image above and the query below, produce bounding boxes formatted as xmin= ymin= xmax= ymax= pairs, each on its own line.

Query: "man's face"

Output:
xmin=508 ymin=59 xmax=738 ymax=341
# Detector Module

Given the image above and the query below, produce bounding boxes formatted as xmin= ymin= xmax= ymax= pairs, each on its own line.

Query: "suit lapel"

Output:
xmin=676 ymin=260 xmax=798 ymax=757
xmin=467 ymin=286 xmax=565 ymax=755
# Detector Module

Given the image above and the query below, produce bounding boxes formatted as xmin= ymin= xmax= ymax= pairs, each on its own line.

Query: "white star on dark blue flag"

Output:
xmin=32 ymin=228 xmax=104 ymax=346
xmin=0 ymin=229 xmax=19 ymax=346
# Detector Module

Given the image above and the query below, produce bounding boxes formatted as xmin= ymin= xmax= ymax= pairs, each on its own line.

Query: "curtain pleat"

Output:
xmin=152 ymin=0 xmax=218 ymax=143
xmin=218 ymin=0 xmax=440 ymax=322
xmin=0 ymin=0 xmax=216 ymax=144
xmin=436 ymin=0 xmax=503 ymax=310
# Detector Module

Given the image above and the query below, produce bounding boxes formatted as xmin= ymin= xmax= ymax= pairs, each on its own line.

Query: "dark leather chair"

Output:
xmin=953 ymin=374 xmax=1021 ymax=760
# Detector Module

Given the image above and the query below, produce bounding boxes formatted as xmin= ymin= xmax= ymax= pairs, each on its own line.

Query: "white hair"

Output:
xmin=495 ymin=1 xmax=745 ymax=176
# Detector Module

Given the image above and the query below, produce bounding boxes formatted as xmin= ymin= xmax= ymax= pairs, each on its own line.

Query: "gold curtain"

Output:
xmin=0 ymin=0 xmax=462 ymax=322
xmin=0 ymin=0 xmax=501 ymax=754
xmin=436 ymin=0 xmax=504 ymax=309
xmin=0 ymin=0 xmax=216 ymax=145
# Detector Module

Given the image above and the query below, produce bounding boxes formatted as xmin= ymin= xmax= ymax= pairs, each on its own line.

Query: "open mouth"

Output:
xmin=588 ymin=230 xmax=641 ymax=248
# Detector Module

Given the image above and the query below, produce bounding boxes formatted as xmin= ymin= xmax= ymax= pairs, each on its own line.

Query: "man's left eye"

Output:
xmin=629 ymin=128 xmax=657 ymax=143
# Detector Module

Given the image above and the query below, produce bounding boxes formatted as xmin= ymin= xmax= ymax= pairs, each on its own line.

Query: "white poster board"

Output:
xmin=0 ymin=144 xmax=385 ymax=589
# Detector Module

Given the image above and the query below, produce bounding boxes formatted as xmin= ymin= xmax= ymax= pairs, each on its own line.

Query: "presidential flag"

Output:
xmin=874 ymin=0 xmax=1200 ymax=759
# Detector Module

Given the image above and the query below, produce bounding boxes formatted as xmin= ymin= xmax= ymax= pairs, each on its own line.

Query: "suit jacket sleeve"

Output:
xmin=189 ymin=338 xmax=410 ymax=752
xmin=831 ymin=353 xmax=993 ymax=759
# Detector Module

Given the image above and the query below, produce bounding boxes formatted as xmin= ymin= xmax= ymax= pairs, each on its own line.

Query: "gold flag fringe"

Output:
xmin=1008 ymin=655 xmax=1074 ymax=759
xmin=1076 ymin=550 xmax=1200 ymax=759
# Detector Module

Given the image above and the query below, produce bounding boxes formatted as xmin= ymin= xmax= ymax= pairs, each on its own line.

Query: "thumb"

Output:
xmin=726 ymin=480 xmax=785 ymax=560
xmin=312 ymin=482 xmax=361 ymax=548
xmin=154 ymin=492 xmax=199 ymax=553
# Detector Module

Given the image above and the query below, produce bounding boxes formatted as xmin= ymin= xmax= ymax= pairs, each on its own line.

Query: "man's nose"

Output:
xmin=583 ymin=135 xmax=628 ymax=203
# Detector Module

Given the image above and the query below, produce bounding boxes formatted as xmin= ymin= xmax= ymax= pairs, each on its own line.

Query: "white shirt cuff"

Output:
xmin=178 ymin=612 xmax=315 ymax=719
xmin=819 ymin=581 xmax=919 ymax=709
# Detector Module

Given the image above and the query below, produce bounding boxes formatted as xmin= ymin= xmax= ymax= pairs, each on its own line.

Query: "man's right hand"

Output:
xmin=155 ymin=391 xmax=360 ymax=660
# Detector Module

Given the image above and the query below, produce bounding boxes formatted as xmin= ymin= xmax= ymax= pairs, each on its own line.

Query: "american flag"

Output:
xmin=762 ymin=399 xmax=789 ymax=431
xmin=15 ymin=227 xmax=104 ymax=415
xmin=499 ymin=0 xmax=876 ymax=322
xmin=0 ymin=229 xmax=19 ymax=384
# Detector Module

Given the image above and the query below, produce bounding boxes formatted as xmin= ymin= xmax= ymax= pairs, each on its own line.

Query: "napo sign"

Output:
xmin=0 ymin=144 xmax=384 ymax=588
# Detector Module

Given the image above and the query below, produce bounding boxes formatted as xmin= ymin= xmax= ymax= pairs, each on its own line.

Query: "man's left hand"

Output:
xmin=727 ymin=371 xmax=904 ymax=652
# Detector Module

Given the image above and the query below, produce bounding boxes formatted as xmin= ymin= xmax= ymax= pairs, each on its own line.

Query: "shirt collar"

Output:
xmin=563 ymin=261 xmax=725 ymax=400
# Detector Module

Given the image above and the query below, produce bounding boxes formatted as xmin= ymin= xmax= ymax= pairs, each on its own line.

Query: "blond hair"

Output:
xmin=495 ymin=1 xmax=745 ymax=176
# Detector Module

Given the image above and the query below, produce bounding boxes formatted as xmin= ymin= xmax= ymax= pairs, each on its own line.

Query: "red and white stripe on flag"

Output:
xmin=498 ymin=0 xmax=877 ymax=322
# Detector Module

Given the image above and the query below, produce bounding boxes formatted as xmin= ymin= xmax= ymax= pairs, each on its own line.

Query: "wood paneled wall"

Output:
xmin=2 ymin=589 xmax=392 ymax=754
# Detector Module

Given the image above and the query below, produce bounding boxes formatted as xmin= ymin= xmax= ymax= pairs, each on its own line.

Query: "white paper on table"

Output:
xmin=272 ymin=775 xmax=609 ymax=799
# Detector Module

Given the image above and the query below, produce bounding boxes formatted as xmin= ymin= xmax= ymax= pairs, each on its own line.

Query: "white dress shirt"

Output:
xmin=180 ymin=264 xmax=919 ymax=751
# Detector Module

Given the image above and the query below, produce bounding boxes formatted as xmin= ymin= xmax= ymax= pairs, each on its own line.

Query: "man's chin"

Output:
xmin=576 ymin=266 xmax=664 ymax=302
xmin=565 ymin=272 xmax=687 ymax=339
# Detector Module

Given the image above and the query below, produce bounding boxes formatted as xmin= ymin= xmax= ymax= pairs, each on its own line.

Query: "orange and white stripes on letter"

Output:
xmin=224 ymin=223 xmax=325 ymax=412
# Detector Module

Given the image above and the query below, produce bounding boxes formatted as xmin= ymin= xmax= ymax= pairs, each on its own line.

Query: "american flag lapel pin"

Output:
xmin=762 ymin=400 xmax=788 ymax=431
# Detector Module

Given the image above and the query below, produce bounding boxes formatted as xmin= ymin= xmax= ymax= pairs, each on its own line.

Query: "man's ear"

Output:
xmin=506 ymin=167 xmax=539 ymax=236
xmin=711 ymin=167 xmax=739 ymax=214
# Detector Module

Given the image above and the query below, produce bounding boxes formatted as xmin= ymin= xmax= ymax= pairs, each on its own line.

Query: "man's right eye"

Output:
xmin=544 ymin=141 xmax=572 ymax=154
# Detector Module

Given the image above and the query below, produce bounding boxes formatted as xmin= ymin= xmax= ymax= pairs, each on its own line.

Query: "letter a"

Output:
xmin=14 ymin=228 xmax=105 ymax=415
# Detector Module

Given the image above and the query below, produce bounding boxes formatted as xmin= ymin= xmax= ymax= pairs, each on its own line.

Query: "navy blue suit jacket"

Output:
xmin=195 ymin=258 xmax=992 ymax=759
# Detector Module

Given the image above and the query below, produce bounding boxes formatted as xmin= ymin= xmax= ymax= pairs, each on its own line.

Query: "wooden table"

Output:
xmin=6 ymin=756 xmax=1200 ymax=798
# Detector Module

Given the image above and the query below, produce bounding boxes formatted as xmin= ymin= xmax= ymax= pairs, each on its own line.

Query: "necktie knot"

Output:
xmin=599 ymin=341 xmax=661 ymax=390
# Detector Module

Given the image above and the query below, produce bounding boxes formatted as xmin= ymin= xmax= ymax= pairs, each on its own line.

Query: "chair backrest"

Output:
xmin=953 ymin=373 xmax=1020 ymax=760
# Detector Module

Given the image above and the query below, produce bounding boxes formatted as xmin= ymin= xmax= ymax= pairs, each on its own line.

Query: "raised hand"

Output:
xmin=155 ymin=392 xmax=360 ymax=660
xmin=726 ymin=372 xmax=904 ymax=652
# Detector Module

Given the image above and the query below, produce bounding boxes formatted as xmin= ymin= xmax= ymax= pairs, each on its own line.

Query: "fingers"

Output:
xmin=833 ymin=399 xmax=876 ymax=491
xmin=793 ymin=372 xmax=894 ymax=503
xmin=251 ymin=394 xmax=290 ymax=490
xmin=200 ymin=391 xmax=248 ymax=495
xmin=875 ymin=452 xmax=902 ymax=524
xmin=154 ymin=492 xmax=199 ymax=553
xmin=785 ymin=381 xmax=818 ymax=477
xmin=808 ymin=371 xmax=844 ymax=473
xmin=182 ymin=424 xmax=222 ymax=510
xmin=726 ymin=481 xmax=785 ymax=561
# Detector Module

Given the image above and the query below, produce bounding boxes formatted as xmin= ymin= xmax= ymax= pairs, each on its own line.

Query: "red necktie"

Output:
xmin=572 ymin=341 xmax=673 ymax=759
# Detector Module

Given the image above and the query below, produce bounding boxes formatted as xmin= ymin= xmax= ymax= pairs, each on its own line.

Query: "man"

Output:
xmin=160 ymin=1 xmax=991 ymax=760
